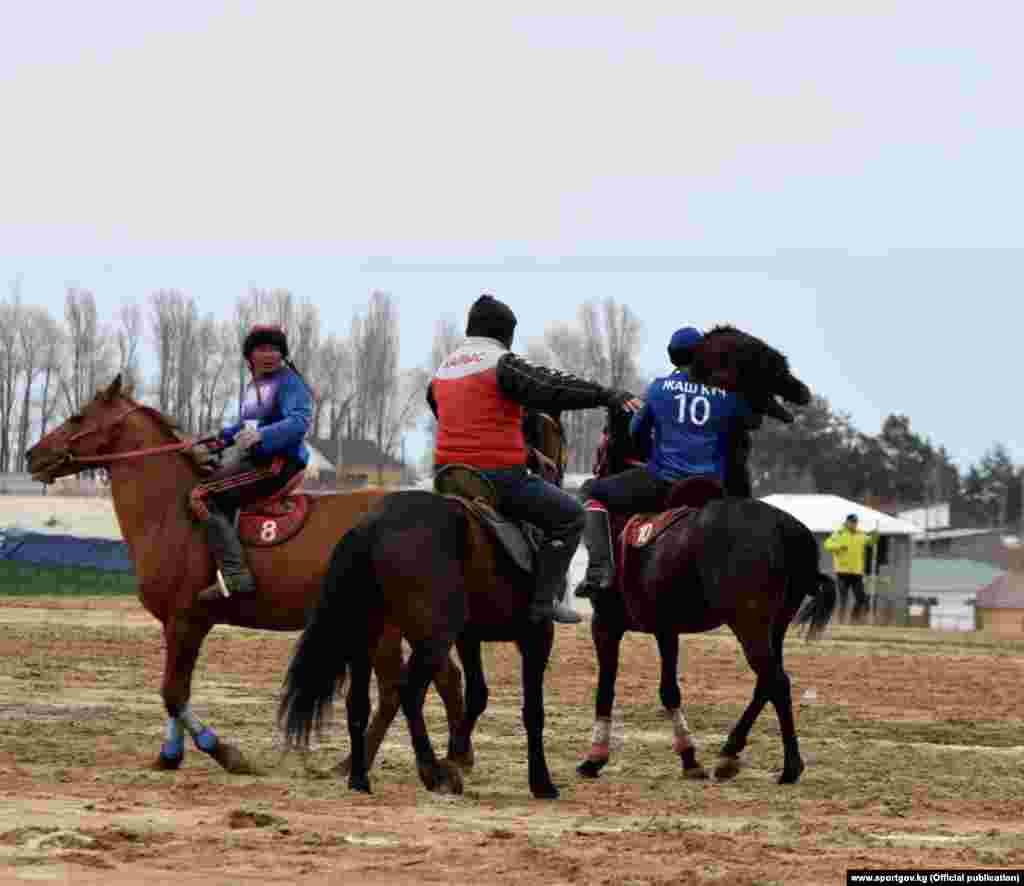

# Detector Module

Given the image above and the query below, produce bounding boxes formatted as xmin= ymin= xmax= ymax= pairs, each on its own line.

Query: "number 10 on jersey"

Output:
xmin=675 ymin=393 xmax=711 ymax=426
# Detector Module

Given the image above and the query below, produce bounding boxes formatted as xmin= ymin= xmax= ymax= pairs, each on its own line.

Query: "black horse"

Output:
xmin=576 ymin=325 xmax=835 ymax=785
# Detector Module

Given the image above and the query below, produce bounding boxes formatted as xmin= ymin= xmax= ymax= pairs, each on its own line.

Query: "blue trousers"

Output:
xmin=480 ymin=466 xmax=584 ymax=543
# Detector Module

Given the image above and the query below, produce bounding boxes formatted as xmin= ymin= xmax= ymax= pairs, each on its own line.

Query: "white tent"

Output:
xmin=760 ymin=494 xmax=919 ymax=535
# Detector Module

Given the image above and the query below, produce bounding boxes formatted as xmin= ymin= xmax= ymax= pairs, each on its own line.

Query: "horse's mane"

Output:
xmin=107 ymin=387 xmax=208 ymax=471
xmin=702 ymin=324 xmax=791 ymax=376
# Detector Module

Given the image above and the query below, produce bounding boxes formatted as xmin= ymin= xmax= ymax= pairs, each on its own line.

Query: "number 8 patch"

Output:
xmin=260 ymin=520 xmax=278 ymax=543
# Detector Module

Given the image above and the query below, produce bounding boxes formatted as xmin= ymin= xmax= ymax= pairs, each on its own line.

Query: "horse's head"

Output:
xmin=26 ymin=374 xmax=171 ymax=483
xmin=523 ymin=410 xmax=567 ymax=486
xmin=689 ymin=325 xmax=811 ymax=423
xmin=594 ymin=405 xmax=647 ymax=479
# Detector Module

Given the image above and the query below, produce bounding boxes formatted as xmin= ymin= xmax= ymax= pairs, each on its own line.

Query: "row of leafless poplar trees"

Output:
xmin=0 ymin=278 xmax=647 ymax=475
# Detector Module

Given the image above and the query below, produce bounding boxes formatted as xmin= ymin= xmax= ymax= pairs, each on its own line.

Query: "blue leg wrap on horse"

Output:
xmin=193 ymin=727 xmax=220 ymax=754
xmin=159 ymin=738 xmax=185 ymax=763
xmin=160 ymin=716 xmax=185 ymax=762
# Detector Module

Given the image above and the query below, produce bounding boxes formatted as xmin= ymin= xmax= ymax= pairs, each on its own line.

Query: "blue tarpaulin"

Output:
xmin=0 ymin=529 xmax=134 ymax=573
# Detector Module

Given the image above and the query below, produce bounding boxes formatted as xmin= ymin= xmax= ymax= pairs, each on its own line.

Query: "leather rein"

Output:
xmin=58 ymin=403 xmax=216 ymax=468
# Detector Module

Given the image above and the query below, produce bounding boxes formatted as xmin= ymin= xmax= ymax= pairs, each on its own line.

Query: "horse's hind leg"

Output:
xmin=337 ymin=626 xmax=467 ymax=777
xmin=518 ymin=622 xmax=558 ymax=799
xmin=656 ymin=632 xmax=706 ymax=779
xmin=400 ymin=638 xmax=464 ymax=795
xmin=719 ymin=614 xmax=803 ymax=784
xmin=154 ymin=614 xmax=250 ymax=775
xmin=345 ymin=633 xmax=375 ymax=793
xmin=767 ymin=614 xmax=803 ymax=784
xmin=447 ymin=635 xmax=485 ymax=769
xmin=577 ymin=614 xmax=623 ymax=779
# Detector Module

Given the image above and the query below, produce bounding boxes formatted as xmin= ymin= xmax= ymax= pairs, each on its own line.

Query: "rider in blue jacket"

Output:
xmin=191 ymin=325 xmax=312 ymax=599
xmin=576 ymin=327 xmax=758 ymax=598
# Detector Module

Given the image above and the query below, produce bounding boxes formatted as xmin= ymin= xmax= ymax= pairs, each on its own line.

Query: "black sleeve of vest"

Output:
xmin=496 ymin=353 xmax=614 ymax=412
xmin=426 ymin=382 xmax=438 ymax=420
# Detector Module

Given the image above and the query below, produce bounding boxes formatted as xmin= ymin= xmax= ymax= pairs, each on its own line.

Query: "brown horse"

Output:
xmin=24 ymin=374 xmax=466 ymax=775
xmin=577 ymin=328 xmax=835 ymax=785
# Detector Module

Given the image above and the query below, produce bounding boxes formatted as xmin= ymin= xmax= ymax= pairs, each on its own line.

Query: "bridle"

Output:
xmin=48 ymin=402 xmax=215 ymax=472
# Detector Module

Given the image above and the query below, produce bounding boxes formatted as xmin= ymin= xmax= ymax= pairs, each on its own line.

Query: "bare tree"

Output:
xmin=313 ymin=333 xmax=354 ymax=442
xmin=193 ymin=316 xmax=235 ymax=433
xmin=114 ymin=300 xmax=144 ymax=393
xmin=150 ymin=290 xmax=201 ymax=429
xmin=34 ymin=311 xmax=64 ymax=440
xmin=0 ymin=278 xmax=23 ymax=471
xmin=14 ymin=306 xmax=55 ymax=471
xmin=422 ymin=314 xmax=463 ymax=457
xmin=541 ymin=299 xmax=645 ymax=472
xmin=63 ymin=286 xmax=112 ymax=415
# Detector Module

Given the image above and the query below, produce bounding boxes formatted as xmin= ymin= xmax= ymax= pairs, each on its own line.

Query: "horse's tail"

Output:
xmin=785 ymin=518 xmax=838 ymax=642
xmin=278 ymin=520 xmax=377 ymax=748
xmin=794 ymin=571 xmax=837 ymax=641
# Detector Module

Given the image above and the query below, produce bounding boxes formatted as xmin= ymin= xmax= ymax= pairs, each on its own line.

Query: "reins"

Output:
xmin=61 ymin=403 xmax=217 ymax=467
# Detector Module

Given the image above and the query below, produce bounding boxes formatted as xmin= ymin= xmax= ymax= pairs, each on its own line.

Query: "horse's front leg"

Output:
xmin=153 ymin=613 xmax=251 ymax=774
xmin=577 ymin=614 xmax=623 ymax=778
xmin=656 ymin=632 xmax=707 ymax=779
xmin=518 ymin=622 xmax=558 ymax=799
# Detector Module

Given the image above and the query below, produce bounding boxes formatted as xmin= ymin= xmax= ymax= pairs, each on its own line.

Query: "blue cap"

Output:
xmin=668 ymin=327 xmax=704 ymax=352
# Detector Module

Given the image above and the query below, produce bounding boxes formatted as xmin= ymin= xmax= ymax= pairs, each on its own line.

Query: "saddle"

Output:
xmin=433 ymin=464 xmax=539 ymax=574
xmin=236 ymin=467 xmax=310 ymax=547
xmin=610 ymin=476 xmax=724 ymax=595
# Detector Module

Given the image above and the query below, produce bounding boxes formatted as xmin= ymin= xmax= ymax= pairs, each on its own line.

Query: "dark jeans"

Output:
xmin=580 ymin=466 xmax=671 ymax=515
xmin=194 ymin=454 xmax=305 ymax=521
xmin=837 ymin=573 xmax=869 ymax=617
xmin=480 ymin=466 xmax=584 ymax=544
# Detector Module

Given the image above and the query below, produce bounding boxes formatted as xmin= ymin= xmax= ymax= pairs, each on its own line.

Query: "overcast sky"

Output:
xmin=2 ymin=3 xmax=1022 ymax=469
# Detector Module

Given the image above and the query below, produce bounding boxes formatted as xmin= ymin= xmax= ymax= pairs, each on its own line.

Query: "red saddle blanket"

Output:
xmin=620 ymin=507 xmax=696 ymax=549
xmin=238 ymin=494 xmax=310 ymax=547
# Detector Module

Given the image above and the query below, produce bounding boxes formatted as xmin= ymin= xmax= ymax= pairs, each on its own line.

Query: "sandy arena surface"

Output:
xmin=0 ymin=593 xmax=1023 ymax=885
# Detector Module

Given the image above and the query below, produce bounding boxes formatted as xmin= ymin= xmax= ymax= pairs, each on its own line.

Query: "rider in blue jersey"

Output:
xmin=576 ymin=327 xmax=759 ymax=599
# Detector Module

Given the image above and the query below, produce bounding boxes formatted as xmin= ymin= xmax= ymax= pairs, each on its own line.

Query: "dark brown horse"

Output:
xmin=279 ymin=485 xmax=572 ymax=798
xmin=577 ymin=327 xmax=835 ymax=785
xmin=24 ymin=375 xmax=466 ymax=775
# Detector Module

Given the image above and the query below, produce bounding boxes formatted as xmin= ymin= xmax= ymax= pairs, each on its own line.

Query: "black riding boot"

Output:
xmin=198 ymin=508 xmax=255 ymax=601
xmin=529 ymin=536 xmax=583 ymax=625
xmin=574 ymin=506 xmax=614 ymax=600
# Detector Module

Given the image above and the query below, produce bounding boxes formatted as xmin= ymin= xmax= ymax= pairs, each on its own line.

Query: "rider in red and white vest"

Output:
xmin=428 ymin=294 xmax=640 ymax=625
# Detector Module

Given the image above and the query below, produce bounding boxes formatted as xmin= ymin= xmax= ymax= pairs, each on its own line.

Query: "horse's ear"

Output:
xmin=102 ymin=374 xmax=123 ymax=401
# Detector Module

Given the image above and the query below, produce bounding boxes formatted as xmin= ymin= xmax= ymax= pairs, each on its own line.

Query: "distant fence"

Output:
xmin=0 ymin=529 xmax=133 ymax=572
xmin=0 ymin=528 xmax=135 ymax=595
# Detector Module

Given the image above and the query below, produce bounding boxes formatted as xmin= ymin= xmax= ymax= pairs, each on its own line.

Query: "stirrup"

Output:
xmin=197 ymin=569 xmax=254 ymax=603
xmin=528 ymin=599 xmax=582 ymax=625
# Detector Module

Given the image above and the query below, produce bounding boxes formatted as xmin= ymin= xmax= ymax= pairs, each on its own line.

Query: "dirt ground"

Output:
xmin=1 ymin=597 xmax=1023 ymax=885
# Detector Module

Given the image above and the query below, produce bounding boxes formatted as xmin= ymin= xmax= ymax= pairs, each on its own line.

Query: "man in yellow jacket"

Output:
xmin=824 ymin=513 xmax=879 ymax=623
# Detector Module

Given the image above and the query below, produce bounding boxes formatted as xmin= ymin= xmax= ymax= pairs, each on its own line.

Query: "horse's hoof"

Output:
xmin=576 ymin=758 xmax=608 ymax=779
xmin=779 ymin=759 xmax=805 ymax=785
xmin=420 ymin=760 xmax=464 ymax=795
xmin=153 ymin=752 xmax=183 ymax=771
xmin=531 ymin=781 xmax=560 ymax=800
xmin=348 ymin=773 xmax=372 ymax=794
xmin=679 ymin=746 xmax=707 ymax=779
xmin=211 ymin=741 xmax=253 ymax=775
xmin=714 ymin=754 xmax=742 ymax=780
xmin=446 ymin=740 xmax=475 ymax=771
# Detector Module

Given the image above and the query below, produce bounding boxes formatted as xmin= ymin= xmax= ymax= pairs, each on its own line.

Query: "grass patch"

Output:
xmin=0 ymin=561 xmax=137 ymax=596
